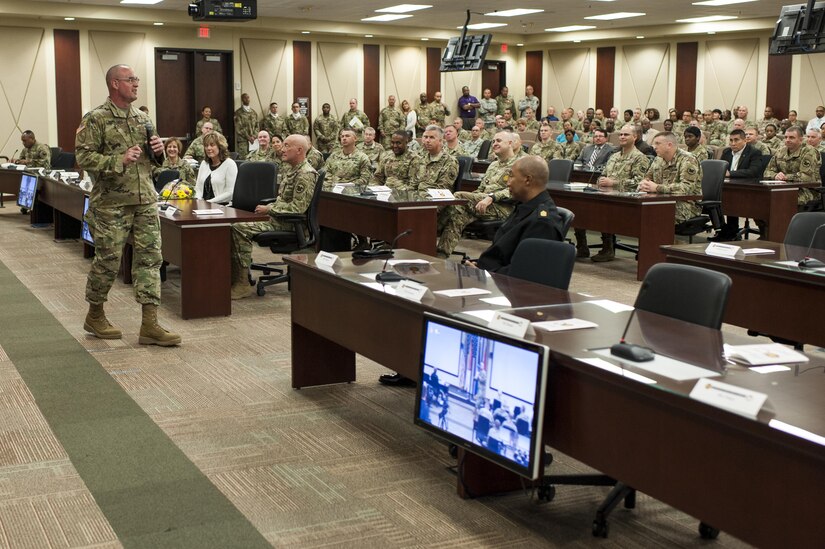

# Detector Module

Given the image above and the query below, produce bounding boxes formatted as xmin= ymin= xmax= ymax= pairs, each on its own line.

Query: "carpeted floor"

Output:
xmin=0 ymin=203 xmax=773 ymax=548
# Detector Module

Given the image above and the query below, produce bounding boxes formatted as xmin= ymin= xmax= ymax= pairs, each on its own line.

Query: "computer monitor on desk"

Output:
xmin=17 ymin=173 xmax=38 ymax=209
xmin=414 ymin=313 xmax=549 ymax=480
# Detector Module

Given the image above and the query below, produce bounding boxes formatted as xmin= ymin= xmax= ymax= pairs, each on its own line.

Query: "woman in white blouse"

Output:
xmin=195 ymin=132 xmax=237 ymax=204
xmin=402 ymin=99 xmax=417 ymax=139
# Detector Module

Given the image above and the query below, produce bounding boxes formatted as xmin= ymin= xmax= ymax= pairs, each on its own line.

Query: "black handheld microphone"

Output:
xmin=376 ymin=229 xmax=413 ymax=283
xmin=158 ymin=179 xmax=183 ymax=211
xmin=144 ymin=122 xmax=156 ymax=158
xmin=797 ymin=223 xmax=825 ymax=269
xmin=610 ymin=307 xmax=655 ymax=362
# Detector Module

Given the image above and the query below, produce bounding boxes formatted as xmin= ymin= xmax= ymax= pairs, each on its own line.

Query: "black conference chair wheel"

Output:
xmin=623 ymin=490 xmax=636 ymax=509
xmin=256 ymin=283 xmax=266 ymax=297
xmin=537 ymin=484 xmax=556 ymax=502
xmin=592 ymin=518 xmax=609 ymax=538
xmin=698 ymin=522 xmax=720 ymax=539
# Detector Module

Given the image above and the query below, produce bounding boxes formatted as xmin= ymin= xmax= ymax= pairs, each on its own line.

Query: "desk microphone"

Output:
xmin=797 ymin=223 xmax=825 ymax=269
xmin=158 ymin=179 xmax=182 ymax=211
xmin=375 ymin=229 xmax=413 ymax=283
xmin=610 ymin=307 xmax=655 ymax=362
xmin=10 ymin=149 xmax=19 ymax=163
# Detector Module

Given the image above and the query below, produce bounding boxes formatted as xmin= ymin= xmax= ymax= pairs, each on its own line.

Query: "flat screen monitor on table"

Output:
xmin=414 ymin=313 xmax=549 ymax=480
xmin=17 ymin=173 xmax=38 ymax=209
xmin=81 ymin=195 xmax=94 ymax=246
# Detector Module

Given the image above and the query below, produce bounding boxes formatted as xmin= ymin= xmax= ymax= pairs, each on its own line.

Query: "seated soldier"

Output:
xmin=17 ymin=130 xmax=51 ymax=168
xmin=247 ymin=130 xmax=281 ymax=162
xmin=638 ymin=132 xmax=702 ymax=225
xmin=372 ymin=131 xmax=416 ymax=191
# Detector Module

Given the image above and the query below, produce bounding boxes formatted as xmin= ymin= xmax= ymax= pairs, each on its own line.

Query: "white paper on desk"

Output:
xmin=433 ymin=288 xmax=491 ymax=297
xmin=578 ymin=357 xmax=657 ymax=384
xmin=427 ymin=188 xmax=455 ymax=200
xmin=192 ymin=208 xmax=224 ymax=215
xmin=387 ymin=259 xmax=430 ymax=266
xmin=741 ymin=248 xmax=775 ymax=255
xmin=480 ymin=296 xmax=512 ymax=307
xmin=360 ymin=282 xmax=397 ymax=295
xmin=368 ymin=185 xmax=392 ymax=193
xmin=750 ymin=365 xmax=792 ymax=374
xmin=464 ymin=310 xmax=497 ymax=323
xmin=533 ymin=318 xmax=598 ymax=332
xmin=585 ymin=299 xmax=633 ymax=313
xmin=376 ymin=192 xmax=392 ymax=202
xmin=592 ymin=348 xmax=720 ymax=381
xmin=705 ymin=242 xmax=740 ymax=258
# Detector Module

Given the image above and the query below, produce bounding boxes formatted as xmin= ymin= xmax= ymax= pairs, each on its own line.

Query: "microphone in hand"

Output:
xmin=144 ymin=122 xmax=157 ymax=158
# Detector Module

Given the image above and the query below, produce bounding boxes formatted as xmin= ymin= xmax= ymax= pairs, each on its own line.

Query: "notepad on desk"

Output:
xmin=192 ymin=208 xmax=224 ymax=215
xmin=564 ymin=182 xmax=589 ymax=190
xmin=533 ymin=318 xmax=598 ymax=332
xmin=724 ymin=343 xmax=808 ymax=366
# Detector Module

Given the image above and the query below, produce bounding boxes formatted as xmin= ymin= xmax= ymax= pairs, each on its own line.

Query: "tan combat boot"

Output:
xmin=591 ymin=234 xmax=615 ymax=262
xmin=574 ymin=229 xmax=590 ymax=258
xmin=231 ymin=264 xmax=252 ymax=300
xmin=84 ymin=303 xmax=122 ymax=339
xmin=138 ymin=304 xmax=182 ymax=346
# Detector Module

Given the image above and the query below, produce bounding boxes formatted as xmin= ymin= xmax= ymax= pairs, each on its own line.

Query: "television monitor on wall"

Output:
xmin=440 ymin=34 xmax=492 ymax=72
xmin=770 ymin=2 xmax=825 ymax=55
xmin=17 ymin=173 xmax=38 ymax=209
xmin=414 ymin=312 xmax=549 ymax=479
xmin=81 ymin=195 xmax=94 ymax=246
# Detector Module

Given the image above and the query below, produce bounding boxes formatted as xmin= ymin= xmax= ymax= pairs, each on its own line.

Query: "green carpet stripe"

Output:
xmin=0 ymin=260 xmax=271 ymax=549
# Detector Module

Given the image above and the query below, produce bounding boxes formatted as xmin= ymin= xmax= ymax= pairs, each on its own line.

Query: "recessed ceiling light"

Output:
xmin=573 ymin=40 xmax=582 ymax=43
xmin=459 ymin=23 xmax=508 ymax=30
xmin=693 ymin=0 xmax=755 ymax=5
xmin=707 ymin=31 xmax=716 ymax=34
xmin=585 ymin=12 xmax=645 ymax=20
xmin=301 ymin=31 xmax=310 ymax=34
xmin=120 ymin=0 xmax=163 ymax=4
xmin=636 ymin=35 xmax=644 ymax=39
xmin=361 ymin=14 xmax=413 ymax=22
xmin=375 ymin=4 xmax=432 ymax=13
xmin=516 ymin=43 xmax=524 ymax=46
xmin=365 ymin=34 xmax=373 ymax=38
xmin=64 ymin=17 xmax=75 ymax=21
xmin=485 ymin=8 xmax=544 ymax=17
xmin=546 ymin=25 xmax=596 ymax=32
xmin=676 ymin=15 xmax=737 ymax=23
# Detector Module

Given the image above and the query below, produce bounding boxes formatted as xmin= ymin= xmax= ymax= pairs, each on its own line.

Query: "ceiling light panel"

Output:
xmin=361 ymin=14 xmax=413 ymax=21
xmin=375 ymin=4 xmax=432 ymax=13
xmin=584 ymin=12 xmax=646 ymax=20
xmin=676 ymin=15 xmax=737 ymax=22
xmin=692 ymin=0 xmax=756 ymax=5
xmin=120 ymin=0 xmax=163 ymax=4
xmin=460 ymin=22 xmax=508 ymax=30
xmin=546 ymin=25 xmax=596 ymax=32
xmin=485 ymin=9 xmax=544 ymax=17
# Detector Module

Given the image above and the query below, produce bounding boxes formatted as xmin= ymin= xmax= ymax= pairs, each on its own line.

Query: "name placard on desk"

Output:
xmin=315 ymin=251 xmax=341 ymax=269
xmin=690 ymin=378 xmax=767 ymax=419
xmin=396 ymin=279 xmax=432 ymax=302
xmin=488 ymin=311 xmax=535 ymax=338
xmin=705 ymin=242 xmax=741 ymax=258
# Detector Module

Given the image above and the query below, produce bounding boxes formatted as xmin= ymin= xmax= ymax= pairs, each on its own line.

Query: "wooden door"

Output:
xmin=154 ymin=50 xmax=194 ymax=139
xmin=481 ymin=60 xmax=506 ymax=95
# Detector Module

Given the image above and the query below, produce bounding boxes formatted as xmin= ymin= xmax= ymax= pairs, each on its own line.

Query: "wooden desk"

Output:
xmin=721 ymin=179 xmax=818 ymax=241
xmin=0 ymin=167 xmax=22 ymax=205
xmin=318 ymin=191 xmax=464 ymax=256
xmin=662 ymin=240 xmax=825 ymax=348
xmin=546 ymin=183 xmax=700 ymax=280
xmin=284 ymin=251 xmax=825 ymax=547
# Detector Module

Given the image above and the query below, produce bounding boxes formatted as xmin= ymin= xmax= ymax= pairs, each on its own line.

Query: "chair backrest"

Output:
xmin=557 ymin=206 xmax=575 ymax=235
xmin=607 ymin=132 xmax=620 ymax=146
xmin=506 ymin=238 xmax=576 ymax=290
xmin=478 ymin=139 xmax=492 ymax=160
xmin=634 ymin=263 xmax=732 ymax=329
xmin=49 ymin=147 xmax=62 ymax=161
xmin=784 ymin=211 xmax=825 ymax=249
xmin=547 ymin=158 xmax=574 ymax=183
xmin=231 ymin=161 xmax=278 ymax=212
xmin=516 ymin=417 xmax=530 ymax=436
xmin=456 ymin=156 xmax=472 ymax=190
xmin=52 ymin=151 xmax=75 ymax=170
xmin=154 ymin=169 xmax=180 ymax=192
xmin=699 ymin=159 xmax=727 ymax=201
xmin=305 ymin=169 xmax=326 ymax=247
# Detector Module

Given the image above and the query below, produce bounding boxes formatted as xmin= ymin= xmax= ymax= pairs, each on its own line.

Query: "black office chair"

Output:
xmin=541 ymin=263 xmax=732 ymax=540
xmin=547 ymin=158 xmax=574 ymax=185
xmin=557 ymin=206 xmax=575 ymax=237
xmin=49 ymin=147 xmax=62 ymax=164
xmin=231 ymin=162 xmax=279 ymax=213
xmin=154 ymin=169 xmax=180 ymax=193
xmin=506 ymin=239 xmax=576 ymax=290
xmin=675 ymin=159 xmax=726 ymax=243
xmin=250 ymin=170 xmax=325 ymax=295
xmin=455 ymin=156 xmax=473 ymax=192
xmin=51 ymin=151 xmax=75 ymax=170
xmin=784 ymin=211 xmax=825 ymax=249
xmin=477 ymin=139 xmax=492 ymax=161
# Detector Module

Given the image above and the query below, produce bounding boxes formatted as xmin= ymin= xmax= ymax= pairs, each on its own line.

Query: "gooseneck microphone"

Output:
xmin=610 ymin=307 xmax=655 ymax=362
xmin=797 ymin=223 xmax=825 ymax=269
xmin=9 ymin=149 xmax=19 ymax=163
xmin=375 ymin=229 xmax=413 ymax=283
xmin=158 ymin=179 xmax=183 ymax=211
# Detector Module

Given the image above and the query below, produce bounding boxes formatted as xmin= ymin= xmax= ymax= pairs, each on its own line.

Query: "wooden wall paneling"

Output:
xmin=53 ymin=30 xmax=82 ymax=152
xmin=293 ymin=40 xmax=312 ymax=129
xmin=675 ymin=42 xmax=698 ymax=113
xmin=154 ymin=50 xmax=194 ymax=139
xmin=766 ymin=54 xmax=792 ymax=120
xmin=363 ymin=44 xmax=380 ymax=131
xmin=426 ymin=47 xmax=441 ymax=100
xmin=193 ymin=51 xmax=233 ymax=146
xmin=595 ymin=47 xmax=615 ymax=113
xmin=526 ymin=50 xmax=543 ymax=115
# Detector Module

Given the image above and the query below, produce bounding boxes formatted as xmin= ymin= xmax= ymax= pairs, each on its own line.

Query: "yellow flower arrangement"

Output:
xmin=160 ymin=183 xmax=194 ymax=200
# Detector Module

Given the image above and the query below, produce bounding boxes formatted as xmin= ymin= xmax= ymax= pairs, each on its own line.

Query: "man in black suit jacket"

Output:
xmin=575 ymin=128 xmax=615 ymax=169
xmin=711 ymin=129 xmax=765 ymax=241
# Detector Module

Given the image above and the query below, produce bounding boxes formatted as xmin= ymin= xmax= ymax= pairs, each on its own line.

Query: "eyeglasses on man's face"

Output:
xmin=116 ymin=77 xmax=140 ymax=84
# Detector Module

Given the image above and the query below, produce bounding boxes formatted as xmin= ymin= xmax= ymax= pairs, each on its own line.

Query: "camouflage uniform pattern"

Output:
xmin=688 ymin=144 xmax=709 ymax=163
xmin=758 ymin=117 xmax=780 ymax=135
xmin=246 ymin=147 xmax=281 ymax=163
xmin=153 ymin=157 xmax=195 ymax=184
xmin=428 ymin=102 xmax=448 ymax=126
xmin=763 ymin=144 xmax=822 ymax=204
xmin=443 ymin=144 xmax=462 ymax=159
xmin=19 ymin=141 xmax=51 ymax=168
xmin=231 ymin=160 xmax=318 ymax=272
xmin=763 ymin=135 xmax=783 ymax=154
xmin=525 ymin=119 xmax=540 ymax=132
xmin=495 ymin=94 xmax=516 ymax=116
xmin=702 ymin=121 xmax=726 ymax=146
xmin=313 ymin=115 xmax=339 ymax=153
xmin=378 ymin=107 xmax=406 ymax=147
xmin=478 ymin=99 xmax=497 ymax=127
xmin=196 ymin=117 xmax=223 ymax=136
xmin=357 ymin=142 xmax=384 ymax=168
xmin=601 ymin=147 xmax=651 ymax=192
xmin=458 ymin=129 xmax=471 ymax=142
xmin=260 ymin=114 xmax=286 ymax=139
xmin=411 ymin=150 xmax=458 ymax=196
xmin=324 ymin=149 xmax=372 ymax=188
xmin=306 ymin=147 xmax=324 ymax=171
xmin=372 ymin=149 xmax=416 ymax=191
xmin=672 ymin=121 xmax=688 ymax=136
xmin=750 ymin=140 xmax=771 ymax=156
xmin=560 ymin=141 xmax=582 ymax=160
xmin=644 ymin=148 xmax=702 ymax=223
xmin=437 ymin=154 xmax=517 ymax=254
xmin=184 ymin=135 xmax=207 ymax=162
xmin=518 ymin=96 xmax=539 ymax=118
xmin=285 ymin=114 xmax=310 ymax=136
xmin=234 ymin=107 xmax=260 ymax=160
xmin=529 ymin=140 xmax=562 ymax=162
xmin=340 ymin=109 xmax=370 ymax=140
xmin=75 ymin=97 xmax=163 ymax=305
xmin=460 ymin=138 xmax=484 ymax=159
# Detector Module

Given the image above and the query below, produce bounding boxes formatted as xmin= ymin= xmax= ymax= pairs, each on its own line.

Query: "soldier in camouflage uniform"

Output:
xmin=523 ymin=108 xmax=541 ymax=132
xmin=324 ymin=128 xmax=372 ymax=189
xmin=410 ymin=125 xmax=459 ymax=196
xmin=442 ymin=125 xmax=462 ymax=159
xmin=260 ymin=102 xmax=286 ymax=141
xmin=372 ymin=131 xmax=416 ymax=191
xmin=575 ymin=125 xmax=652 ymax=262
xmin=460 ymin=126 xmax=485 ymax=159
xmin=285 ymin=101 xmax=310 ymax=136
xmin=684 ymin=127 xmax=709 ymax=162
xmin=745 ymin=127 xmax=771 ymax=156
xmin=495 ymin=86 xmax=516 ymax=116
xmin=639 ymin=131 xmax=702 ymax=224
xmin=75 ymin=64 xmax=180 ymax=346
xmin=672 ymin=111 xmax=692 ymax=137
xmin=478 ymin=88 xmax=497 ymax=129
xmin=764 ymin=127 xmax=821 ymax=206
xmin=153 ymin=137 xmax=196 ymax=184
xmin=356 ymin=127 xmax=384 ymax=169
xmin=428 ymin=91 xmax=449 ymax=127
xmin=195 ymin=105 xmax=223 ymax=136
xmin=306 ymin=142 xmax=325 ymax=171
xmin=313 ymin=103 xmax=339 ymax=154
xmin=233 ymin=93 xmax=259 ymax=160
xmin=378 ymin=95 xmax=406 ymax=148
xmin=518 ymin=86 xmax=539 ymax=118
xmin=230 ymin=135 xmax=318 ymax=299
xmin=757 ymin=107 xmax=780 ymax=136
xmin=247 ymin=130 xmax=281 ymax=162
xmin=529 ymin=125 xmax=562 ymax=161
xmin=340 ymin=98 xmax=370 ymax=142
xmin=437 ymin=131 xmax=518 ymax=255
xmin=452 ymin=118 xmax=471 ymax=142
xmin=763 ymin=124 xmax=783 ymax=153
xmin=184 ymin=121 xmax=216 ymax=162
xmin=806 ymin=128 xmax=825 ymax=156
xmin=560 ymin=129 xmax=582 ymax=160
xmin=17 ymin=131 xmax=51 ymax=168
xmin=415 ymin=93 xmax=430 ymax=134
